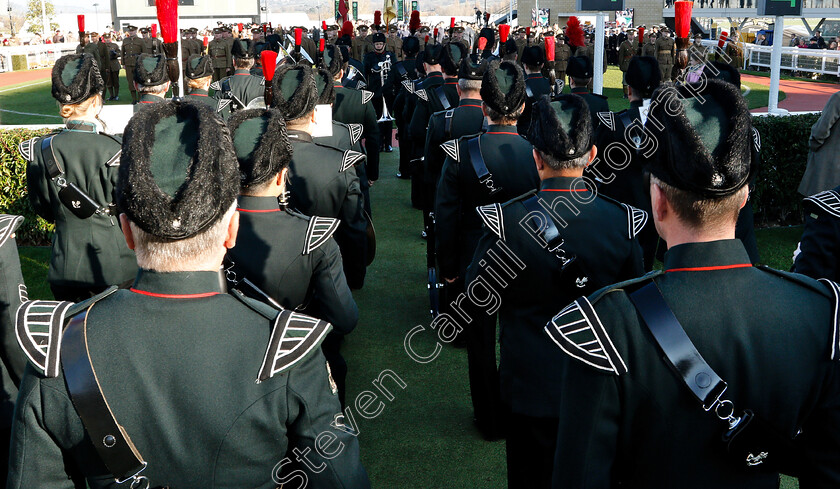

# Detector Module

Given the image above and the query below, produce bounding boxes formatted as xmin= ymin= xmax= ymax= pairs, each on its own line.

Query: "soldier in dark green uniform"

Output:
xmin=208 ymin=28 xmax=232 ymax=82
xmin=184 ymin=55 xmax=216 ymax=109
xmin=468 ymin=94 xmax=644 ymax=489
xmin=435 ymin=60 xmax=540 ymax=441
xmin=592 ymin=56 xmax=661 ymax=269
xmin=211 ymin=39 xmax=264 ymax=118
xmin=133 ymin=54 xmax=170 ymax=112
xmin=382 ymin=36 xmax=421 ymax=178
xmin=547 ymin=78 xmax=840 ymax=489
xmin=518 ymin=45 xmax=551 ymax=135
xmin=227 ymin=107 xmax=359 ymax=407
xmin=120 ymin=25 xmax=144 ymax=104
xmin=9 ymin=99 xmax=371 ymax=489
xmin=0 ymin=215 xmax=28 ymax=483
xmin=270 ymin=64 xmax=369 ymax=290
xmin=21 ymin=53 xmax=135 ymax=302
xmin=794 ymin=185 xmax=840 ymax=281
xmin=566 ymin=56 xmax=609 ymax=123
xmin=101 ymin=33 xmax=121 ymax=101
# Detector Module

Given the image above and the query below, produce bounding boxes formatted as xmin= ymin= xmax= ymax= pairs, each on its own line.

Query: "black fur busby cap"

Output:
xmin=521 ymin=46 xmax=545 ymax=66
xmin=458 ymin=54 xmax=488 ymax=81
xmin=626 ymin=56 xmax=661 ymax=95
xmin=478 ymin=27 xmax=496 ymax=49
xmin=118 ymin=101 xmax=239 ymax=240
xmin=316 ymin=68 xmax=336 ymax=105
xmin=231 ymin=39 xmax=254 ymax=59
xmin=502 ymin=39 xmax=518 ymax=56
xmin=322 ymin=44 xmax=344 ymax=77
xmin=527 ymin=94 xmax=593 ymax=161
xmin=480 ymin=60 xmax=526 ymax=117
xmin=566 ymin=56 xmax=593 ymax=79
xmin=644 ymin=79 xmax=753 ymax=198
xmin=441 ymin=42 xmax=466 ymax=76
xmin=403 ymin=36 xmax=420 ymax=56
xmin=422 ymin=44 xmax=444 ymax=65
xmin=271 ymin=64 xmax=317 ymax=121
xmin=228 ymin=108 xmax=293 ymax=188
xmin=134 ymin=54 xmax=168 ymax=87
xmin=51 ymin=53 xmax=104 ymax=105
xmin=372 ymin=32 xmax=386 ymax=43
xmin=709 ymin=61 xmax=741 ymax=89
xmin=185 ymin=55 xmax=213 ymax=80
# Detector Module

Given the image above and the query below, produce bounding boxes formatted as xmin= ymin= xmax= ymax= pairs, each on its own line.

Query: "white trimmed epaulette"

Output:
xmin=303 ymin=216 xmax=340 ymax=255
xmin=818 ymin=278 xmax=840 ymax=361
xmin=260 ymin=78 xmax=266 ymax=86
xmin=622 ymin=204 xmax=649 ymax=239
xmin=347 ymin=124 xmax=363 ymax=145
xmin=216 ymin=98 xmax=233 ymax=113
xmin=545 ymin=297 xmax=628 ymax=376
xmin=257 ymin=310 xmax=332 ymax=382
xmin=0 ymin=214 xmax=23 ymax=248
xmin=360 ymin=90 xmax=374 ymax=104
xmin=805 ymin=190 xmax=840 ymax=219
xmin=416 ymin=89 xmax=429 ymax=102
xmin=752 ymin=127 xmax=761 ymax=154
xmin=340 ymin=150 xmax=366 ymax=172
xmin=105 ymin=149 xmax=122 ymax=167
xmin=18 ymin=137 xmax=39 ymax=162
xmin=440 ymin=140 xmax=460 ymax=162
xmin=597 ymin=111 xmax=616 ymax=131
xmin=401 ymin=79 xmax=415 ymax=94
xmin=476 ymin=203 xmax=504 ymax=240
xmin=209 ymin=80 xmax=222 ymax=91
xmin=15 ymin=287 xmax=117 ymax=378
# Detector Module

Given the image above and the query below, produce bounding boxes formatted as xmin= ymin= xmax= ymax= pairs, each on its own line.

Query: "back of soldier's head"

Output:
xmin=626 ymin=56 xmax=661 ymax=99
xmin=119 ymin=101 xmax=240 ymax=270
xmin=271 ymin=64 xmax=317 ymax=126
xmin=229 ymin=108 xmax=293 ymax=192
xmin=527 ymin=94 xmax=593 ymax=171
xmin=480 ymin=60 xmax=526 ymax=123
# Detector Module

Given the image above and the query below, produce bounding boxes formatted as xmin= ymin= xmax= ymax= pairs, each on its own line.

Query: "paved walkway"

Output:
xmin=745 ymin=73 xmax=839 ymax=113
xmin=0 ymin=68 xmax=51 ymax=89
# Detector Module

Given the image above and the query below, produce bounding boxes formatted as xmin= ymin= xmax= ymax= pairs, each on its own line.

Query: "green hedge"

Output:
xmin=752 ymin=113 xmax=821 ymax=227
xmin=0 ymin=128 xmax=54 ymax=245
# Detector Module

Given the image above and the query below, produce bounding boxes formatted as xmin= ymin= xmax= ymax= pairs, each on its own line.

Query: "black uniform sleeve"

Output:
xmin=0 ymin=236 xmax=28 ymax=385
xmin=435 ymin=156 xmax=461 ymax=280
xmin=794 ymin=211 xmax=840 ymax=281
xmin=285 ymin=350 xmax=370 ymax=489
xmin=797 ymin=364 xmax=840 ymax=488
xmin=362 ymin=102 xmax=380 ymax=182
xmin=311 ymin=239 xmax=359 ymax=335
xmin=620 ymin=238 xmax=645 ymax=282
xmin=26 ymin=144 xmax=54 ymax=223
xmin=408 ymin=98 xmax=431 ymax=149
xmin=335 ymin=168 xmax=368 ymax=290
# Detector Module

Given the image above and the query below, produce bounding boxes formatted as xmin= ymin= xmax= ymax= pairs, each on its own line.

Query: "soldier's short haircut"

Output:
xmin=482 ymin=101 xmax=523 ymax=124
xmin=537 ymin=149 xmax=589 ymax=172
xmin=651 ymin=175 xmax=746 ymax=230
xmin=235 ymin=58 xmax=255 ymax=69
xmin=458 ymin=79 xmax=481 ymax=91
xmin=136 ymin=82 xmax=169 ymax=94
xmin=571 ymin=76 xmax=591 ymax=86
xmin=187 ymin=76 xmax=211 ymax=89
xmin=130 ymin=202 xmax=237 ymax=271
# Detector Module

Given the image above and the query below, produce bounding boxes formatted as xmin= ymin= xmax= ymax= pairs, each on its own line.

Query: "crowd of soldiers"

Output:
xmin=0 ymin=8 xmax=839 ymax=489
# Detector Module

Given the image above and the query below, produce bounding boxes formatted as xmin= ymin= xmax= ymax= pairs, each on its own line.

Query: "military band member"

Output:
xmin=183 ymin=55 xmax=216 ymax=109
xmin=382 ymin=36 xmax=421 ymax=178
xmin=100 ymin=33 xmax=121 ymax=101
xmin=469 ymin=93 xmax=644 ymax=489
xmin=435 ymin=61 xmax=540 ymax=442
xmin=133 ymin=54 xmax=170 ymax=112
xmin=547 ymin=78 xmax=840 ymax=489
xmin=518 ymin=45 xmax=551 ymax=135
xmin=9 ymin=100 xmax=371 ymax=488
xmin=655 ymin=28 xmax=676 ymax=82
xmin=270 ymin=64 xmax=369 ymax=290
xmin=211 ymin=39 xmax=263 ymax=119
xmin=618 ymin=28 xmax=639 ymax=98
xmin=386 ymin=25 xmax=403 ymax=61
xmin=227 ymin=107 xmax=359 ymax=408
xmin=363 ymin=32 xmax=398 ymax=154
xmin=21 ymin=54 xmax=135 ymax=302
xmin=208 ymin=28 xmax=232 ymax=81
xmin=567 ymin=56 xmax=609 ymax=122
xmin=121 ymin=25 xmax=144 ymax=104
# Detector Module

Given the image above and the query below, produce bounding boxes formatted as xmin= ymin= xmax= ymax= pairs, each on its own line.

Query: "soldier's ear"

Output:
xmin=119 ymin=214 xmax=135 ymax=250
xmin=225 ymin=210 xmax=239 ymax=250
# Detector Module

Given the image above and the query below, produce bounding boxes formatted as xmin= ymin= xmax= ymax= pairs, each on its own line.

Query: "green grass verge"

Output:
xmin=16 ymin=151 xmax=806 ymax=487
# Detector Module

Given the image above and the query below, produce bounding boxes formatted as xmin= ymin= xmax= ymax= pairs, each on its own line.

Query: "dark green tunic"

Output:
xmin=794 ymin=186 xmax=840 ymax=281
xmin=332 ymin=84 xmax=380 ymax=181
xmin=184 ymin=88 xmax=217 ymax=109
xmin=8 ymin=270 xmax=370 ymax=488
xmin=548 ymin=240 xmax=840 ymax=488
xmin=212 ymin=69 xmax=265 ymax=118
xmin=570 ymin=86 xmax=609 ymax=124
xmin=23 ymin=121 xmax=135 ymax=290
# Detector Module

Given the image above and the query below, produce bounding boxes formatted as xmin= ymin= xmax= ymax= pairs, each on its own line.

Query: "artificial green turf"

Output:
xmin=16 ymin=151 xmax=807 ymax=488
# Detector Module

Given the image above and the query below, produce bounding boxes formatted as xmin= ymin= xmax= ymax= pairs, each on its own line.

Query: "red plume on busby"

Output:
xmin=638 ymin=25 xmax=645 ymax=46
xmin=237 ymin=23 xmax=244 ymax=33
xmin=545 ymin=36 xmax=555 ymax=61
xmin=674 ymin=0 xmax=692 ymax=38
xmin=478 ymin=37 xmax=487 ymax=51
xmin=261 ymin=50 xmax=278 ymax=81
xmin=323 ymin=21 xmax=328 ymax=31
xmin=341 ymin=20 xmax=354 ymax=38
xmin=566 ymin=16 xmax=585 ymax=48
xmin=499 ymin=24 xmax=510 ymax=43
xmin=409 ymin=10 xmax=421 ymax=34
xmin=450 ymin=17 xmax=455 ymax=29
xmin=77 ymin=15 xmax=85 ymax=33
xmin=434 ymin=27 xmax=438 ymax=38
xmin=155 ymin=0 xmax=179 ymax=43
xmin=718 ymin=31 xmax=728 ymax=48
xmin=203 ymin=36 xmax=208 ymax=47
xmin=294 ymin=27 xmax=302 ymax=48
xmin=374 ymin=10 xmax=382 ymax=27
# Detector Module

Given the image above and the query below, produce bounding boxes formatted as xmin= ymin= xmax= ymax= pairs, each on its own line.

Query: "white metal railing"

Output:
xmin=0 ymin=43 xmax=83 ymax=73
xmin=699 ymin=39 xmax=840 ymax=75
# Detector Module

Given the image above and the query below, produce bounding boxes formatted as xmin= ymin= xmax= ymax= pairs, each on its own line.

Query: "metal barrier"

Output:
xmin=744 ymin=43 xmax=840 ymax=75
xmin=0 ymin=43 xmax=83 ymax=73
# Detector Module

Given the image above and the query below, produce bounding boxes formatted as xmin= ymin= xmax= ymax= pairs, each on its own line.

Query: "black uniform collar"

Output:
xmin=571 ymin=86 xmax=590 ymax=95
xmin=65 ymin=120 xmax=98 ymax=133
xmin=130 ymin=269 xmax=225 ymax=298
xmin=237 ymin=195 xmax=282 ymax=212
xmin=188 ymin=88 xmax=209 ymax=97
xmin=540 ymin=176 xmax=592 ymax=194
xmin=663 ymin=240 xmax=752 ymax=273
xmin=138 ymin=93 xmax=166 ymax=104
xmin=459 ymin=97 xmax=482 ymax=107
xmin=526 ymin=73 xmax=544 ymax=80
xmin=287 ymin=129 xmax=313 ymax=143
xmin=629 ymin=99 xmax=644 ymax=109
xmin=426 ymin=71 xmax=443 ymax=79
xmin=234 ymin=69 xmax=251 ymax=75
xmin=485 ymin=124 xmax=519 ymax=135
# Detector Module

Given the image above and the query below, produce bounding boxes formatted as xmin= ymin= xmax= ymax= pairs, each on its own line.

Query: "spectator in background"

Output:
xmin=799 ymin=91 xmax=840 ymax=197
xmin=754 ymin=33 xmax=766 ymax=45
xmin=814 ymin=30 xmax=827 ymax=48
xmin=52 ymin=30 xmax=64 ymax=43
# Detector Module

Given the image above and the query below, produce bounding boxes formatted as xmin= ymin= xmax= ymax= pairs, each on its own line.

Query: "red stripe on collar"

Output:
xmin=130 ymin=288 xmax=220 ymax=299
xmin=666 ymin=263 xmax=752 ymax=273
xmin=236 ymin=207 xmax=281 ymax=213
xmin=485 ymin=131 xmax=519 ymax=135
